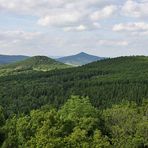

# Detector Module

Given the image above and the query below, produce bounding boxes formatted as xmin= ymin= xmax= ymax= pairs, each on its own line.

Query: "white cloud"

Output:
xmin=63 ymin=23 xmax=101 ymax=32
xmin=131 ymin=31 xmax=148 ymax=36
xmin=0 ymin=0 xmax=148 ymax=57
xmin=37 ymin=11 xmax=82 ymax=27
xmin=0 ymin=30 xmax=42 ymax=51
xmin=113 ymin=22 xmax=148 ymax=31
xmin=0 ymin=0 xmax=116 ymax=12
xmin=0 ymin=30 xmax=41 ymax=40
xmin=90 ymin=5 xmax=118 ymax=20
xmin=98 ymin=40 xmax=129 ymax=46
xmin=93 ymin=22 xmax=101 ymax=28
xmin=122 ymin=0 xmax=148 ymax=17
xmin=0 ymin=0 xmax=119 ymax=28
xmin=76 ymin=25 xmax=87 ymax=31
xmin=0 ymin=0 xmax=64 ymax=12
xmin=64 ymin=25 xmax=87 ymax=32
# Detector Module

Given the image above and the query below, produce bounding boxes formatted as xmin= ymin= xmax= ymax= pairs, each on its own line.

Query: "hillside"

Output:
xmin=0 ymin=56 xmax=148 ymax=147
xmin=0 ymin=55 xmax=29 ymax=64
xmin=0 ymin=56 xmax=148 ymax=116
xmin=57 ymin=52 xmax=105 ymax=66
xmin=0 ymin=56 xmax=70 ymax=76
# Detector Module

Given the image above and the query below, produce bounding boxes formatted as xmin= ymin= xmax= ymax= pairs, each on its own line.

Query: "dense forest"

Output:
xmin=0 ymin=96 xmax=147 ymax=147
xmin=0 ymin=56 xmax=147 ymax=147
xmin=0 ymin=56 xmax=148 ymax=116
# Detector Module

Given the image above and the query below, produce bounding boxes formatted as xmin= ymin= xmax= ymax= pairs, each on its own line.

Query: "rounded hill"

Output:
xmin=0 ymin=56 xmax=71 ymax=75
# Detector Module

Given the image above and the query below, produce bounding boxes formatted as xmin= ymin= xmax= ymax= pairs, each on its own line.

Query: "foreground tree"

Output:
xmin=2 ymin=96 xmax=110 ymax=147
xmin=103 ymin=100 xmax=148 ymax=147
xmin=2 ymin=97 xmax=147 ymax=148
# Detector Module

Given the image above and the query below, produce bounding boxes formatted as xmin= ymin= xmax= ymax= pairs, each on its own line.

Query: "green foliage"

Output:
xmin=0 ymin=56 xmax=148 ymax=147
xmin=0 ymin=106 xmax=5 ymax=126
xmin=2 ymin=96 xmax=110 ymax=148
xmin=0 ymin=56 xmax=70 ymax=76
xmin=92 ymin=130 xmax=110 ymax=148
xmin=1 ymin=96 xmax=147 ymax=147
xmin=102 ymin=100 xmax=148 ymax=147
xmin=0 ymin=106 xmax=5 ymax=146
xmin=59 ymin=96 xmax=97 ymax=121
xmin=0 ymin=56 xmax=148 ymax=117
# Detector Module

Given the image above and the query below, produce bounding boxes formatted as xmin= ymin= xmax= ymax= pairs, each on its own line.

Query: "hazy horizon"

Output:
xmin=0 ymin=52 xmax=147 ymax=58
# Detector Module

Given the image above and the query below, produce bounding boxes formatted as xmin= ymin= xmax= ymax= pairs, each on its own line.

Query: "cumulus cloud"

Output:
xmin=37 ymin=3 xmax=117 ymax=28
xmin=0 ymin=0 xmax=64 ymax=12
xmin=132 ymin=31 xmax=148 ymax=36
xmin=0 ymin=30 xmax=43 ymax=54
xmin=37 ymin=11 xmax=83 ymax=27
xmin=0 ymin=30 xmax=42 ymax=49
xmin=0 ymin=0 xmax=116 ymax=12
xmin=63 ymin=23 xmax=101 ymax=32
xmin=90 ymin=5 xmax=118 ymax=20
xmin=64 ymin=25 xmax=87 ymax=32
xmin=98 ymin=40 xmax=129 ymax=46
xmin=0 ymin=30 xmax=41 ymax=41
xmin=0 ymin=0 xmax=148 ymax=56
xmin=113 ymin=22 xmax=148 ymax=31
xmin=0 ymin=0 xmax=119 ymax=29
xmin=122 ymin=0 xmax=148 ymax=17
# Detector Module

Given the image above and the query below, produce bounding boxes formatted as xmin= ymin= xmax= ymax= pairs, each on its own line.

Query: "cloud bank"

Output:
xmin=0 ymin=0 xmax=147 ymax=57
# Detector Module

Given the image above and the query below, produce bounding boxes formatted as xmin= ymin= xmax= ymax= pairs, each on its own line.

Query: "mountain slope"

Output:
xmin=1 ymin=56 xmax=148 ymax=148
xmin=0 ymin=56 xmax=148 ymax=116
xmin=57 ymin=52 xmax=105 ymax=66
xmin=0 ymin=55 xmax=29 ymax=64
xmin=0 ymin=56 xmax=71 ymax=76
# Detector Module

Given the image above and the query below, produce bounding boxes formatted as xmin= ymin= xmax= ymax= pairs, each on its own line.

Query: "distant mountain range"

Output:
xmin=0 ymin=55 xmax=29 ymax=64
xmin=57 ymin=52 xmax=105 ymax=66
xmin=0 ymin=52 xmax=105 ymax=66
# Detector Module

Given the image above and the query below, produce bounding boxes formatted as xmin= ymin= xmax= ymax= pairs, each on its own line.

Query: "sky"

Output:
xmin=0 ymin=0 xmax=148 ymax=57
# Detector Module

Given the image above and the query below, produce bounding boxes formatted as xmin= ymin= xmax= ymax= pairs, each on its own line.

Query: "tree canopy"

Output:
xmin=1 ymin=96 xmax=147 ymax=148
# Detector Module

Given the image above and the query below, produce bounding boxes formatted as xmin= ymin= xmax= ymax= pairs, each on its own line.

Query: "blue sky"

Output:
xmin=0 ymin=0 xmax=148 ymax=57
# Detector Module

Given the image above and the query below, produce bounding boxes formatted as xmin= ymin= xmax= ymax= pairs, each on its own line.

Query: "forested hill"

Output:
xmin=0 ymin=56 xmax=71 ymax=76
xmin=0 ymin=56 xmax=148 ymax=117
xmin=85 ymin=56 xmax=148 ymax=80
xmin=0 ymin=55 xmax=29 ymax=64
xmin=57 ymin=52 xmax=105 ymax=66
xmin=0 ymin=56 xmax=148 ymax=147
